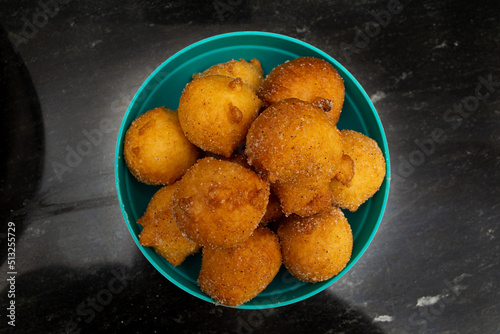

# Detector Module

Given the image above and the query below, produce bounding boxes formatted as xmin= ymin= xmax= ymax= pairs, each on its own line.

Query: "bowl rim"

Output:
xmin=114 ymin=31 xmax=391 ymax=309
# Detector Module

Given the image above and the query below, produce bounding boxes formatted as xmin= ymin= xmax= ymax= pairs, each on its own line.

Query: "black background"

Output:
xmin=1 ymin=0 xmax=499 ymax=333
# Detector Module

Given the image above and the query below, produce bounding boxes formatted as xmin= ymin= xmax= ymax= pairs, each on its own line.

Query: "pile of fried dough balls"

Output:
xmin=123 ymin=56 xmax=386 ymax=307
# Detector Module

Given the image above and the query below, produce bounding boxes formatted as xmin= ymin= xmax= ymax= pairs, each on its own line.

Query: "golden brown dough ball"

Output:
xmin=172 ymin=157 xmax=270 ymax=248
xmin=246 ymin=98 xmax=342 ymax=182
xmin=193 ymin=58 xmax=264 ymax=92
xmin=258 ymin=56 xmax=345 ymax=124
xmin=198 ymin=227 xmax=282 ymax=307
xmin=277 ymin=206 xmax=353 ymax=283
xmin=178 ymin=75 xmax=261 ymax=157
xmin=123 ymin=107 xmax=199 ymax=185
xmin=203 ymin=152 xmax=283 ymax=225
xmin=330 ymin=130 xmax=386 ymax=212
xmin=246 ymin=98 xmax=343 ymax=216
xmin=138 ymin=183 xmax=200 ymax=266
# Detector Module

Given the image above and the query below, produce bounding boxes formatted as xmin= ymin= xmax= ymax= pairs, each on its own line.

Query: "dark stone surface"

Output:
xmin=1 ymin=0 xmax=499 ymax=333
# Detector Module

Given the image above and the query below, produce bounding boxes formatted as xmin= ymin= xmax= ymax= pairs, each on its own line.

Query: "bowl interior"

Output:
xmin=115 ymin=32 xmax=391 ymax=309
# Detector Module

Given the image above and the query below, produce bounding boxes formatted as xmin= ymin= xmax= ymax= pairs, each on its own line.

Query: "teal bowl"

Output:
xmin=115 ymin=31 xmax=390 ymax=309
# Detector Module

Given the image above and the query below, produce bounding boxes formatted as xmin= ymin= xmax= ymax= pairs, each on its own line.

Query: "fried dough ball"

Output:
xmin=198 ymin=227 xmax=282 ymax=307
xmin=178 ymin=75 xmax=261 ymax=157
xmin=258 ymin=56 xmax=345 ymax=124
xmin=330 ymin=130 xmax=386 ymax=212
xmin=172 ymin=157 xmax=270 ymax=248
xmin=138 ymin=184 xmax=200 ymax=266
xmin=246 ymin=98 xmax=342 ymax=182
xmin=193 ymin=58 xmax=264 ymax=92
xmin=277 ymin=206 xmax=353 ymax=283
xmin=204 ymin=152 xmax=283 ymax=226
xmin=246 ymin=98 xmax=343 ymax=216
xmin=124 ymin=107 xmax=199 ymax=185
